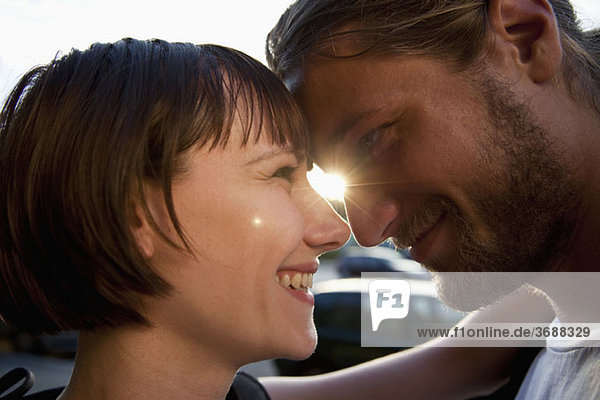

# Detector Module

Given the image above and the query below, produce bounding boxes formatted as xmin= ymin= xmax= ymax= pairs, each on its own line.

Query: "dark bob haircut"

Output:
xmin=0 ymin=38 xmax=307 ymax=334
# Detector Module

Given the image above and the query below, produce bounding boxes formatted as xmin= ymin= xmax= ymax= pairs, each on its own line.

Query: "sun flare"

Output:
xmin=307 ymin=165 xmax=346 ymax=202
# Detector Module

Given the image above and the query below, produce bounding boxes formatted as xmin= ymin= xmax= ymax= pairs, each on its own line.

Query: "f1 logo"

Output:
xmin=368 ymin=280 xmax=411 ymax=331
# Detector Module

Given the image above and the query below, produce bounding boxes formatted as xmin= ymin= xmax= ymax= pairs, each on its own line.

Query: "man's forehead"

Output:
xmin=282 ymin=23 xmax=372 ymax=93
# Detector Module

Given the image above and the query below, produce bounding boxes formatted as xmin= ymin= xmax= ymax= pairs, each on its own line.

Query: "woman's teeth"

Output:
xmin=275 ymin=272 xmax=313 ymax=291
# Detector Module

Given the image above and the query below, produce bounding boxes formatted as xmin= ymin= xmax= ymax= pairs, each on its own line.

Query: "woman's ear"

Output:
xmin=131 ymin=203 xmax=156 ymax=260
xmin=487 ymin=0 xmax=562 ymax=83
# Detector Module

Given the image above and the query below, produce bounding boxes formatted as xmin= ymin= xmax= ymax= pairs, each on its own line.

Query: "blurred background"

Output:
xmin=1 ymin=0 xmax=599 ymax=394
xmin=1 ymin=0 xmax=600 ymax=103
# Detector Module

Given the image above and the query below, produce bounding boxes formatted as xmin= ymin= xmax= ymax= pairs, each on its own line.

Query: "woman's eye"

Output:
xmin=272 ymin=165 xmax=299 ymax=183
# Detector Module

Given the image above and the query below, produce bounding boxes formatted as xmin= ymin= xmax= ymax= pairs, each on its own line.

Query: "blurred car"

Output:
xmin=337 ymin=245 xmax=430 ymax=280
xmin=6 ymin=328 xmax=78 ymax=358
xmin=275 ymin=277 xmax=465 ymax=376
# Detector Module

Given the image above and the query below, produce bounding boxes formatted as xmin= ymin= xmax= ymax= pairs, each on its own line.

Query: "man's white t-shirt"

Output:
xmin=515 ymin=318 xmax=600 ymax=399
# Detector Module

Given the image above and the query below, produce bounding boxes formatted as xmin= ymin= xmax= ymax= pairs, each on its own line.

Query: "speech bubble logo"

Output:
xmin=369 ymin=279 xmax=411 ymax=331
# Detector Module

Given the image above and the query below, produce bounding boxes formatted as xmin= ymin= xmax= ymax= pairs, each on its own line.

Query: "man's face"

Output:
xmin=292 ymin=54 xmax=579 ymax=275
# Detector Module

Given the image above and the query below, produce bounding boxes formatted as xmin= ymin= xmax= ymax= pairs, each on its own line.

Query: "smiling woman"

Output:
xmin=0 ymin=38 xmax=350 ymax=400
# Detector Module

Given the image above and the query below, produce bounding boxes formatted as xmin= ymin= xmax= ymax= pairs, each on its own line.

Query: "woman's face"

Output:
xmin=142 ymin=116 xmax=350 ymax=365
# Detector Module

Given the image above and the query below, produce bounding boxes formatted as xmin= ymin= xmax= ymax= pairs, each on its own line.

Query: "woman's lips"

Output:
xmin=275 ymin=267 xmax=317 ymax=306
xmin=280 ymin=285 xmax=315 ymax=306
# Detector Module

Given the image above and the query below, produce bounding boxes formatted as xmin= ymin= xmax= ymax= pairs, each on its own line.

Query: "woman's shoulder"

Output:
xmin=1 ymin=368 xmax=270 ymax=400
xmin=21 ymin=388 xmax=63 ymax=400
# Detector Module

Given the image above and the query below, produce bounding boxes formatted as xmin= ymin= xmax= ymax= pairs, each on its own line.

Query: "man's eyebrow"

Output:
xmin=327 ymin=106 xmax=385 ymax=147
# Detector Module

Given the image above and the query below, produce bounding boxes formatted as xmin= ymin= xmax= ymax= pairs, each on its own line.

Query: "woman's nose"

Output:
xmin=298 ymin=186 xmax=351 ymax=253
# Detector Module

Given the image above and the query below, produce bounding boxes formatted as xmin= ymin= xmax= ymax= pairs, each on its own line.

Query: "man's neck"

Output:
xmin=533 ymin=102 xmax=600 ymax=323
xmin=539 ymin=126 xmax=600 ymax=322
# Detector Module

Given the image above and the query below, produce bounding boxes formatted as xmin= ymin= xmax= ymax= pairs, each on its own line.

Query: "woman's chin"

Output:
xmin=286 ymin=343 xmax=317 ymax=361
xmin=287 ymin=332 xmax=318 ymax=360
xmin=272 ymin=329 xmax=317 ymax=361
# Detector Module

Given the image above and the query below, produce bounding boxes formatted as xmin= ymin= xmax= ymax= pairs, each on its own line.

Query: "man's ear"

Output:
xmin=487 ymin=0 xmax=562 ymax=83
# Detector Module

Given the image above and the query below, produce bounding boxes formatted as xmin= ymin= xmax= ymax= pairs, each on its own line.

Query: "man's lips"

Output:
xmin=409 ymin=212 xmax=446 ymax=247
xmin=392 ymin=212 xmax=446 ymax=248
xmin=385 ymin=199 xmax=451 ymax=249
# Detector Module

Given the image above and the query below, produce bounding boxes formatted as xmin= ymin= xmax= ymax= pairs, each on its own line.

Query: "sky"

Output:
xmin=1 ymin=0 xmax=600 ymax=104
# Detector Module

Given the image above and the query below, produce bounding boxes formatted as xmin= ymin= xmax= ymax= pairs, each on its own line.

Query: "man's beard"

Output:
xmin=394 ymin=74 xmax=581 ymax=311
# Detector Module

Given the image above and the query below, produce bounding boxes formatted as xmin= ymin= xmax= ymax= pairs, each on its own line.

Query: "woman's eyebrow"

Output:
xmin=245 ymin=148 xmax=300 ymax=165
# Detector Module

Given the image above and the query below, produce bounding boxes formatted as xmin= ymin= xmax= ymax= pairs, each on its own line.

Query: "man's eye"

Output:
xmin=357 ymin=121 xmax=396 ymax=158
xmin=359 ymin=129 xmax=382 ymax=153
xmin=272 ymin=166 xmax=299 ymax=183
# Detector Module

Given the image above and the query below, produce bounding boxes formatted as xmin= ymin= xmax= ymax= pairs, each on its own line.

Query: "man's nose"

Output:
xmin=344 ymin=188 xmax=400 ymax=247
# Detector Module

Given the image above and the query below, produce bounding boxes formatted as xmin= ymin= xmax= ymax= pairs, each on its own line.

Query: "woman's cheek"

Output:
xmin=252 ymin=203 xmax=305 ymax=247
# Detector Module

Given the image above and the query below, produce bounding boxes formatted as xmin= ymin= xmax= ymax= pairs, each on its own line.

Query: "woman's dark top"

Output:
xmin=0 ymin=368 xmax=270 ymax=400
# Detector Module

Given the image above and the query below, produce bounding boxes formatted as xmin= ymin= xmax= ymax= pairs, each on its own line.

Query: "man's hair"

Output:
xmin=0 ymin=38 xmax=307 ymax=334
xmin=267 ymin=0 xmax=600 ymax=112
